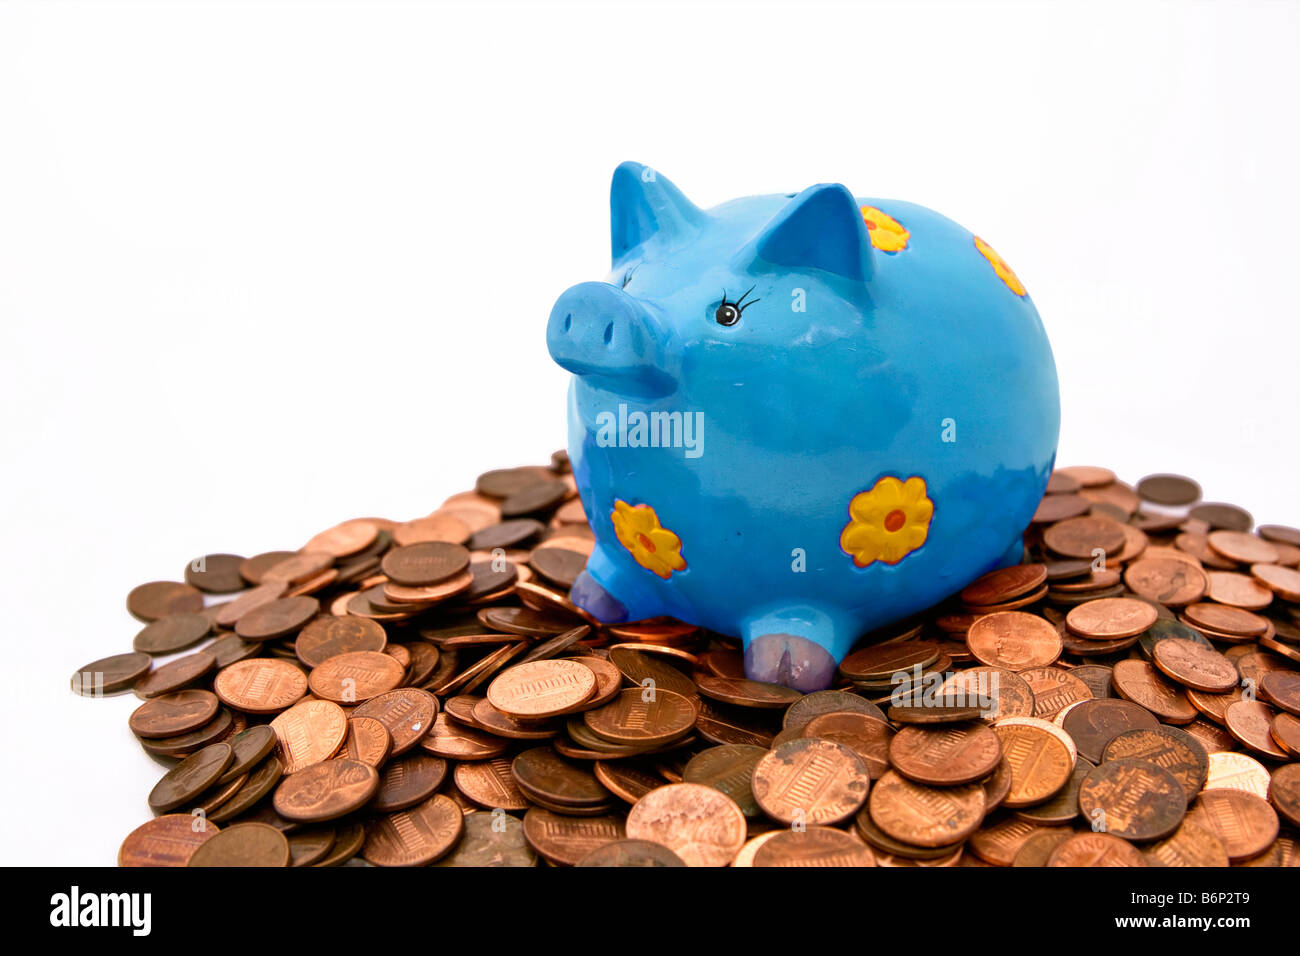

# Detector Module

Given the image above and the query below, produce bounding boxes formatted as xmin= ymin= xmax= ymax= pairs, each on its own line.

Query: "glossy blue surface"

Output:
xmin=547 ymin=163 xmax=1060 ymax=690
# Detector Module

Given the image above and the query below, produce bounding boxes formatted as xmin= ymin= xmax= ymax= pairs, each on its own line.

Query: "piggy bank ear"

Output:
xmin=610 ymin=162 xmax=705 ymax=264
xmin=738 ymin=183 xmax=873 ymax=285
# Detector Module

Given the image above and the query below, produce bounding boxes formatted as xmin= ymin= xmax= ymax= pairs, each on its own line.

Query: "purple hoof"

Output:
xmin=569 ymin=570 xmax=629 ymax=623
xmin=745 ymin=633 xmax=837 ymax=692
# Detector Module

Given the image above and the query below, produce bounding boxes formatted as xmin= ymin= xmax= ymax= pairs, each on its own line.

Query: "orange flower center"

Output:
xmin=864 ymin=219 xmax=876 ymax=230
xmin=884 ymin=509 xmax=907 ymax=533
xmin=637 ymin=533 xmax=657 ymax=553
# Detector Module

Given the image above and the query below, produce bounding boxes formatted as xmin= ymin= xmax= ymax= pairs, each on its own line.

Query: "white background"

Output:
xmin=2 ymin=0 xmax=1297 ymax=865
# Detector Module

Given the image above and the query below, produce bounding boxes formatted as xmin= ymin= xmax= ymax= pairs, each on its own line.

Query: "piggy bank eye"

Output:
xmin=715 ymin=286 xmax=759 ymax=327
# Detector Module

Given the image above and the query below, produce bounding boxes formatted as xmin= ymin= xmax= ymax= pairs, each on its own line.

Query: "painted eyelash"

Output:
xmin=722 ymin=286 xmax=761 ymax=312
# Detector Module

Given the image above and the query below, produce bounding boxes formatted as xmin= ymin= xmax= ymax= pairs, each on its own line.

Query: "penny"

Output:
xmin=1189 ymin=502 xmax=1254 ymax=532
xmin=868 ymin=771 xmax=985 ymax=848
xmin=512 ymin=746 xmax=610 ymax=807
xmin=694 ymin=673 xmax=802 ymax=709
xmin=500 ymin=479 xmax=569 ymax=518
xmin=273 ymin=758 xmax=379 ymax=822
xmin=1204 ymin=751 xmax=1272 ymax=798
xmin=1152 ymin=638 xmax=1239 ymax=692
xmin=204 ymin=633 xmax=262 ymax=669
xmin=420 ymin=712 xmax=507 ymax=760
xmin=1111 ymin=660 xmax=1196 ymax=723
xmin=1032 ymin=494 xmax=1090 ymax=524
xmin=294 ymin=615 xmax=387 ymax=666
xmin=752 ymin=738 xmax=870 ymax=825
xmin=127 ymin=580 xmax=205 ymax=622
xmin=523 ymin=807 xmax=626 ymax=866
xmin=1208 ymin=530 xmax=1280 ymax=565
xmin=133 ymin=650 xmax=216 ymax=699
xmin=72 ymin=651 xmax=153 ymax=696
xmin=434 ymin=811 xmax=537 ymax=867
xmin=991 ymin=721 xmax=1073 ymax=807
xmin=889 ymin=721 xmax=1002 ymax=786
xmin=182 ymin=553 xmax=247 ymax=593
xmin=1015 ymin=756 xmax=1094 ymax=826
xmin=1077 ymin=758 xmax=1185 ymax=841
xmin=1061 ymin=698 xmax=1159 ymax=763
xmin=303 ymin=519 xmax=378 ymax=558
xmin=584 ymin=688 xmax=697 ymax=746
xmin=1224 ymin=699 xmax=1289 ymax=759
xmin=308 ymin=650 xmax=405 ymax=704
xmin=391 ymin=513 xmax=472 ymax=548
xmin=486 ymin=659 xmax=597 ymax=718
xmin=1102 ymin=726 xmax=1207 ymax=801
xmin=576 ymin=839 xmax=687 ymax=867
xmin=529 ymin=547 xmax=588 ymax=589
xmin=336 ymin=716 xmax=392 ymax=767
xmin=941 ymin=666 xmax=1035 ymax=721
xmin=381 ymin=541 xmax=470 ymax=586
xmin=1261 ymin=670 xmax=1300 ymax=716
xmin=1042 ymin=515 xmax=1127 ymax=558
xmin=119 ymin=814 xmax=221 ymax=867
xmin=1055 ymin=465 xmax=1116 ymax=488
xmin=148 ymin=741 xmax=234 ymax=813
xmin=592 ymin=761 xmax=664 ymax=804
xmin=1123 ymin=557 xmax=1207 ymax=607
xmin=216 ymin=724 xmax=278 ymax=784
xmin=783 ymin=690 xmax=885 ymax=729
xmin=1143 ymin=818 xmax=1230 ymax=867
xmin=625 ymin=783 xmax=746 ymax=866
xmin=1272 ymin=712 xmax=1300 ymax=757
xmin=753 ymin=827 xmax=876 ymax=867
xmin=1019 ymin=667 xmax=1093 ymax=720
xmin=234 ymin=595 xmax=319 ymax=641
xmin=311 ymin=821 xmax=364 ymax=867
xmin=681 ymin=744 xmax=766 ymax=817
xmin=1188 ymin=788 xmax=1279 ymax=861
xmin=363 ymin=793 xmax=464 ymax=866
xmin=801 ymin=712 xmax=894 ymax=779
xmin=129 ymin=689 xmax=219 ymax=739
xmin=966 ymin=818 xmax=1059 ymax=865
xmin=839 ymin=640 xmax=939 ymax=680
xmin=966 ymin=612 xmax=1061 ymax=670
xmin=352 ymin=687 xmax=437 ymax=755
xmin=455 ymin=756 xmax=531 ymax=810
xmin=468 ymin=518 xmax=545 ymax=551
xmin=1136 ymin=473 xmax=1201 ymax=505
xmin=1046 ymin=832 xmax=1144 ymax=867
xmin=607 ymin=646 xmax=699 ymax=701
xmin=270 ymin=699 xmax=348 ymax=773
xmin=1206 ymin=571 xmax=1274 ymax=610
xmin=214 ymin=658 xmax=308 ymax=714
xmin=133 ymin=613 xmax=212 ymax=655
xmin=138 ymin=708 xmax=235 ymax=757
xmin=961 ymin=564 xmax=1048 ymax=607
xmin=1066 ymin=597 xmax=1158 ymax=640
xmin=1012 ymin=828 xmax=1075 ymax=867
xmin=187 ymin=822 xmax=289 ymax=867
xmin=1251 ymin=563 xmax=1300 ymax=602
xmin=384 ymin=570 xmax=473 ymax=605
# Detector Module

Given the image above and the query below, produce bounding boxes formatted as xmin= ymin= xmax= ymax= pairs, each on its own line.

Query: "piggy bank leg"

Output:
xmin=741 ymin=607 xmax=854 ymax=693
xmin=570 ymin=569 xmax=629 ymax=623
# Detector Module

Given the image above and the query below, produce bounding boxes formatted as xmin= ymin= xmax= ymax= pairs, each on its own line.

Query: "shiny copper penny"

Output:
xmin=1046 ymin=832 xmax=1144 ymax=867
xmin=302 ymin=518 xmax=378 ymax=558
xmin=294 ymin=615 xmax=387 ymax=667
xmin=1206 ymin=571 xmax=1274 ymax=610
xmin=273 ymin=758 xmax=380 ymax=822
xmin=694 ymin=673 xmax=803 ymax=709
xmin=454 ymin=756 xmax=530 ymax=811
xmin=1144 ymin=818 xmax=1229 ymax=867
xmin=1188 ymin=788 xmax=1279 ymax=861
xmin=752 ymin=737 xmax=870 ymax=825
xmin=148 ymin=741 xmax=234 ymax=813
xmin=941 ymin=666 xmax=1035 ymax=721
xmin=308 ymin=650 xmax=405 ymax=704
xmin=351 ymin=687 xmax=436 ymax=755
xmin=1260 ymin=670 xmax=1300 ymax=716
xmin=381 ymin=541 xmax=470 ymax=586
xmin=625 ymin=782 xmax=746 ymax=867
xmin=753 ymin=827 xmax=876 ymax=867
xmin=420 ymin=712 xmax=507 ymax=760
xmin=1152 ymin=638 xmax=1239 ymax=692
xmin=187 ymin=822 xmax=290 ymax=867
xmin=868 ymin=770 xmax=984 ymax=848
xmin=593 ymin=761 xmax=664 ymax=804
xmin=129 ymin=689 xmax=219 ymax=739
xmin=1224 ymin=699 xmax=1289 ymax=759
xmin=1207 ymin=530 xmax=1279 ymax=565
xmin=214 ymin=658 xmax=307 ymax=714
xmin=1250 ymin=563 xmax=1300 ymax=602
xmin=966 ymin=612 xmax=1061 ymax=670
xmin=363 ymin=793 xmax=464 ymax=866
xmin=838 ymin=640 xmax=939 ymax=681
xmin=1183 ymin=602 xmax=1268 ymax=637
xmin=1102 ymin=726 xmax=1207 ymax=801
xmin=119 ymin=814 xmax=221 ymax=867
xmin=1042 ymin=515 xmax=1127 ymax=558
xmin=1066 ymin=597 xmax=1158 ymax=640
xmin=888 ymin=721 xmax=1002 ymax=786
xmin=991 ymin=721 xmax=1073 ymax=807
xmin=1111 ymin=660 xmax=1196 ymax=723
xmin=335 ymin=716 xmax=392 ymax=767
xmin=1272 ymin=712 xmax=1300 ymax=758
xmin=607 ymin=646 xmax=699 ymax=701
xmin=1077 ymin=758 xmax=1185 ymax=841
xmin=522 ymin=807 xmax=626 ymax=866
xmin=802 ymin=711 xmax=894 ymax=779
xmin=583 ymin=688 xmax=697 ymax=746
xmin=960 ymin=564 xmax=1048 ymax=607
xmin=270 ymin=698 xmax=348 ymax=773
xmin=486 ymin=658 xmax=596 ymax=718
xmin=1123 ymin=557 xmax=1208 ymax=607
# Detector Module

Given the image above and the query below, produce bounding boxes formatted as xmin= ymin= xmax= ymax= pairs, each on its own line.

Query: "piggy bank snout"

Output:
xmin=547 ymin=282 xmax=675 ymax=398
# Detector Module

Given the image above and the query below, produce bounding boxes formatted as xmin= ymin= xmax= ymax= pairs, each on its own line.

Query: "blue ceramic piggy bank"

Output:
xmin=547 ymin=163 xmax=1060 ymax=691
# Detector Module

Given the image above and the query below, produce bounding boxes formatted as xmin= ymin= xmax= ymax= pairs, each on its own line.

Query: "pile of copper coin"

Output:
xmin=76 ymin=459 xmax=1300 ymax=866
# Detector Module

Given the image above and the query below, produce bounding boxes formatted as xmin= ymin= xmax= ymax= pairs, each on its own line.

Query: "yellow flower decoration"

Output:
xmin=860 ymin=205 xmax=909 ymax=252
xmin=610 ymin=500 xmax=687 ymax=579
xmin=974 ymin=235 xmax=1026 ymax=296
xmin=840 ymin=476 xmax=934 ymax=568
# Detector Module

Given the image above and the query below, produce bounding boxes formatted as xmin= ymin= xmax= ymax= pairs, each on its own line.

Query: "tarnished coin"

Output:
xmin=991 ymin=721 xmax=1073 ymax=807
xmin=625 ymin=782 xmax=746 ymax=867
xmin=694 ymin=673 xmax=802 ymax=709
xmin=1152 ymin=638 xmax=1239 ymax=693
xmin=576 ymin=839 xmax=686 ymax=867
xmin=128 ymin=581 xmax=205 ymax=622
xmin=1183 ymin=602 xmax=1268 ymax=637
xmin=752 ymin=738 xmax=871 ymax=825
xmin=381 ymin=541 xmax=470 ymax=586
xmin=129 ymin=690 xmax=219 ymax=739
xmin=352 ymin=688 xmax=437 ymax=755
xmin=363 ymin=794 xmax=464 ymax=866
xmin=187 ymin=822 xmax=290 ymax=867
xmin=801 ymin=712 xmax=894 ymax=779
xmin=295 ymin=615 xmax=387 ymax=667
xmin=783 ymin=690 xmax=885 ymax=729
xmin=1046 ymin=832 xmax=1144 ymax=867
xmin=1102 ymin=726 xmax=1207 ymax=801
xmin=1188 ymin=789 xmax=1279 ymax=861
xmin=888 ymin=721 xmax=1002 ymax=786
xmin=1111 ymin=659 xmax=1196 ymax=723
xmin=119 ymin=814 xmax=221 ymax=867
xmin=1077 ymin=759 xmax=1185 ymax=841
xmin=273 ymin=758 xmax=380 ymax=822
xmin=867 ymin=770 xmax=985 ymax=848
xmin=583 ymin=688 xmax=697 ymax=746
xmin=133 ymin=613 xmax=212 ymax=655
xmin=434 ymin=811 xmax=537 ymax=867
xmin=753 ymin=827 xmax=876 ymax=867
xmin=1042 ymin=515 xmax=1127 ymax=558
xmin=1136 ymin=473 xmax=1201 ymax=506
xmin=1061 ymin=698 xmax=1159 ymax=764
xmin=607 ymin=646 xmax=699 ymax=701
xmin=308 ymin=651 xmax=405 ymax=704
xmin=941 ymin=666 xmax=1035 ymax=721
xmin=1066 ymin=598 xmax=1158 ymax=640
xmin=148 ymin=742 xmax=234 ymax=813
xmin=486 ymin=659 xmax=597 ymax=718
xmin=270 ymin=699 xmax=348 ymax=773
xmin=208 ymin=757 xmax=284 ymax=825
xmin=72 ymin=651 xmax=153 ymax=696
xmin=214 ymin=658 xmax=308 ymax=714
xmin=682 ymin=744 xmax=766 ymax=817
